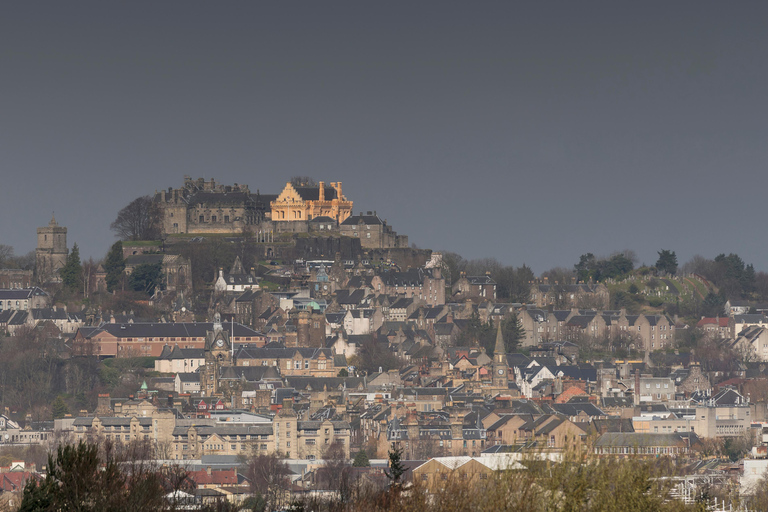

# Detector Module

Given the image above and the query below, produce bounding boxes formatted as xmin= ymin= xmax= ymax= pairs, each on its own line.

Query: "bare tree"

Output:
xmin=246 ymin=452 xmax=292 ymax=511
xmin=111 ymin=196 xmax=161 ymax=241
xmin=320 ymin=441 xmax=353 ymax=505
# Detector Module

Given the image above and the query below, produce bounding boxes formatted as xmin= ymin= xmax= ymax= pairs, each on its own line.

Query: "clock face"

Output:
xmin=216 ymin=339 xmax=224 ymax=347
xmin=498 ymin=369 xmax=504 ymax=375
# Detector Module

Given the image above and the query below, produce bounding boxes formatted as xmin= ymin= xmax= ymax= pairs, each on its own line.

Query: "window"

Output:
xmin=211 ymin=215 xmax=217 ymax=222
xmin=199 ymin=215 xmax=205 ymax=223
xmin=224 ymin=215 xmax=230 ymax=223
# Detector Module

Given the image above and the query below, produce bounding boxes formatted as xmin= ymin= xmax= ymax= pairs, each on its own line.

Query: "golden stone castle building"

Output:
xmin=154 ymin=177 xmax=352 ymax=236
xmin=270 ymin=181 xmax=352 ymax=224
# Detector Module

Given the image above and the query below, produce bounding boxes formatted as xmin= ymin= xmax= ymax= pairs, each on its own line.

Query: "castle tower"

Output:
xmin=492 ymin=321 xmax=509 ymax=389
xmin=36 ymin=214 xmax=68 ymax=283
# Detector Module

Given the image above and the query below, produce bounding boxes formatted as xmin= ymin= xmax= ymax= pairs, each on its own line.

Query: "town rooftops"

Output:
xmin=77 ymin=322 xmax=262 ymax=339
xmin=0 ymin=287 xmax=48 ymax=299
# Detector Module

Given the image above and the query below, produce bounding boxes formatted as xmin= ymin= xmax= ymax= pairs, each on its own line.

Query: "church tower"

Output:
xmin=36 ymin=215 xmax=68 ymax=283
xmin=200 ymin=313 xmax=233 ymax=397
xmin=492 ymin=321 xmax=509 ymax=389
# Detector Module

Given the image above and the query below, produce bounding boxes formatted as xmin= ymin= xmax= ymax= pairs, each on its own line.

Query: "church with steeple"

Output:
xmin=491 ymin=321 xmax=509 ymax=389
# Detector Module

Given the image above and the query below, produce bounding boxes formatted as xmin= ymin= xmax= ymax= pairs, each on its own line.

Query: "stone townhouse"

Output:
xmin=696 ymin=317 xmax=733 ymax=339
xmin=233 ymin=345 xmax=345 ymax=377
xmin=274 ymin=407 xmax=351 ymax=460
xmin=155 ymin=345 xmax=205 ymax=373
xmin=172 ymin=423 xmax=274 ymax=460
xmin=72 ymin=410 xmax=177 ymax=446
xmin=385 ymin=409 xmax=486 ymax=459
xmin=594 ymin=432 xmax=700 ymax=457
xmin=733 ymin=325 xmax=768 ymax=361
xmin=0 ymin=288 xmax=49 ymax=312
xmin=484 ymin=414 xmax=536 ymax=446
xmin=387 ymin=297 xmax=420 ymax=322
xmin=28 ymin=307 xmax=85 ymax=334
xmin=671 ymin=362 xmax=711 ymax=396
xmin=214 ymin=257 xmax=260 ymax=294
xmin=635 ymin=374 xmax=676 ymax=403
xmin=339 ymin=212 xmax=408 ymax=249
xmin=283 ymin=376 xmax=367 ymax=407
xmin=342 ymin=308 xmax=384 ymax=335
xmin=733 ymin=314 xmax=768 ymax=338
xmin=407 ymin=306 xmax=448 ymax=332
xmin=451 ymin=274 xmax=497 ymax=300
xmin=372 ymin=268 xmax=445 ymax=307
xmin=517 ymin=308 xmax=550 ymax=347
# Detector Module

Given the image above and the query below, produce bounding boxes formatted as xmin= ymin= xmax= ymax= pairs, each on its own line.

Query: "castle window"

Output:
xmin=224 ymin=216 xmax=230 ymax=223
xmin=212 ymin=215 xmax=217 ymax=223
xmin=199 ymin=215 xmax=205 ymax=223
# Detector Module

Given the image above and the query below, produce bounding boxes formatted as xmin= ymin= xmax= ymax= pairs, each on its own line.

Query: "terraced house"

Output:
xmin=234 ymin=345 xmax=345 ymax=377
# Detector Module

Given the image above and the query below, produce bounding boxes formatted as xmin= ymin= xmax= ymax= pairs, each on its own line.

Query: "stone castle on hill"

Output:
xmin=154 ymin=177 xmax=406 ymax=249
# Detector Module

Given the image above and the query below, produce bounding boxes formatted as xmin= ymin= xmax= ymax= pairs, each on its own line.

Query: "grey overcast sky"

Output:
xmin=2 ymin=1 xmax=767 ymax=274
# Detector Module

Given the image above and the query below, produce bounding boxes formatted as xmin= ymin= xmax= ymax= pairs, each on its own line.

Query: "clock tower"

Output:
xmin=200 ymin=313 xmax=232 ymax=396
xmin=491 ymin=321 xmax=508 ymax=389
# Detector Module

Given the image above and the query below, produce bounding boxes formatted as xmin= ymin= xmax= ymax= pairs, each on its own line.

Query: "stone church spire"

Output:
xmin=494 ymin=320 xmax=506 ymax=361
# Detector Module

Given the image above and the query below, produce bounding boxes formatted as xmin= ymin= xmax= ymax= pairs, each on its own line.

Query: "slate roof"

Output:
xmin=188 ymin=191 xmax=253 ymax=206
xmin=235 ymin=346 xmax=337 ymax=362
xmin=8 ymin=311 xmax=27 ymax=325
xmin=159 ymin=345 xmax=205 ymax=360
xmin=341 ymin=214 xmax=382 ymax=226
xmin=325 ymin=312 xmax=346 ymax=325
xmin=78 ymin=322 xmax=262 ymax=339
xmin=309 ymin=215 xmax=336 ymax=223
xmin=595 ymin=432 xmax=698 ymax=448
xmin=0 ymin=287 xmax=48 ymax=300
xmin=219 ymin=366 xmax=280 ymax=382
xmin=284 ymin=376 xmax=366 ymax=392
xmin=548 ymin=402 xmax=605 ymax=418
xmin=464 ymin=276 xmax=496 ymax=285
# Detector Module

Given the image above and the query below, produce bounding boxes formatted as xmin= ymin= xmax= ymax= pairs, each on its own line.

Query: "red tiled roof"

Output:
xmin=696 ymin=317 xmax=729 ymax=328
xmin=188 ymin=469 xmax=240 ymax=486
xmin=1 ymin=472 xmax=37 ymax=492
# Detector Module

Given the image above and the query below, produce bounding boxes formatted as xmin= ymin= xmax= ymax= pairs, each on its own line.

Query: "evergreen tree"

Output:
xmin=385 ymin=446 xmax=405 ymax=487
xmin=105 ymin=241 xmax=125 ymax=292
xmin=128 ymin=262 xmax=163 ymax=295
xmin=52 ymin=395 xmax=69 ymax=419
xmin=352 ymin=450 xmax=370 ymax=467
xmin=655 ymin=249 xmax=678 ymax=276
xmin=60 ymin=243 xmax=82 ymax=291
xmin=502 ymin=313 xmax=525 ymax=353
